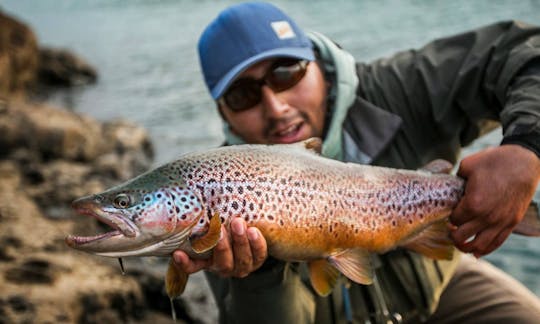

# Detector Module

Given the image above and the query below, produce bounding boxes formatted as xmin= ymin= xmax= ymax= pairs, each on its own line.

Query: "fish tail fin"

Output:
xmin=401 ymin=220 xmax=456 ymax=260
xmin=513 ymin=202 xmax=540 ymax=237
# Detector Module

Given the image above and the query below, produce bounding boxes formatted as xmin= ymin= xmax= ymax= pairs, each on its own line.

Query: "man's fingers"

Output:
xmin=210 ymin=224 xmax=234 ymax=275
xmin=173 ymin=250 xmax=211 ymax=274
xmin=247 ymin=227 xmax=267 ymax=269
xmin=231 ymin=218 xmax=253 ymax=277
xmin=450 ymin=219 xmax=482 ymax=246
xmin=457 ymin=227 xmax=497 ymax=254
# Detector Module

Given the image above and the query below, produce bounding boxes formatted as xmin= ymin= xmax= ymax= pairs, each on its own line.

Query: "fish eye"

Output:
xmin=113 ymin=194 xmax=131 ymax=209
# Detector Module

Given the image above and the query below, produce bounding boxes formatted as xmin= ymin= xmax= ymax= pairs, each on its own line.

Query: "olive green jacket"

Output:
xmin=206 ymin=20 xmax=540 ymax=324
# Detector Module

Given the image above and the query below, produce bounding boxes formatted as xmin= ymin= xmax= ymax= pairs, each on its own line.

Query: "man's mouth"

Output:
xmin=270 ymin=121 xmax=306 ymax=143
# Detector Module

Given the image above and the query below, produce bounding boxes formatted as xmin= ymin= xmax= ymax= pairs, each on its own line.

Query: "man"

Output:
xmin=173 ymin=2 xmax=540 ymax=323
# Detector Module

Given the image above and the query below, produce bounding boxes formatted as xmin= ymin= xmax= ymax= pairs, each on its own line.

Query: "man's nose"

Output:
xmin=260 ymin=85 xmax=289 ymax=118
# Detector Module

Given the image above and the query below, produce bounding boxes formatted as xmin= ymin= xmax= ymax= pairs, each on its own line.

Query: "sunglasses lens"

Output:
xmin=267 ymin=59 xmax=308 ymax=91
xmin=222 ymin=59 xmax=309 ymax=111
xmin=224 ymin=80 xmax=262 ymax=111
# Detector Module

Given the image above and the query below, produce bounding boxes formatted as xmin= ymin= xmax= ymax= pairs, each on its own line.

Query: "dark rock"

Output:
xmin=37 ymin=47 xmax=97 ymax=87
xmin=7 ymin=295 xmax=34 ymax=313
xmin=4 ymin=259 xmax=55 ymax=284
xmin=0 ymin=10 xmax=38 ymax=97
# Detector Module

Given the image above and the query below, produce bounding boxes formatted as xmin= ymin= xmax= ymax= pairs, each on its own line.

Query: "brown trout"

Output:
xmin=66 ymin=138 xmax=540 ymax=299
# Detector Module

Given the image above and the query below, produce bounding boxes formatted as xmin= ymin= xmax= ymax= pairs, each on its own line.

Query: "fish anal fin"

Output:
xmin=308 ymin=259 xmax=340 ymax=296
xmin=329 ymin=248 xmax=373 ymax=285
xmin=420 ymin=159 xmax=453 ymax=174
xmin=513 ymin=202 xmax=540 ymax=237
xmin=401 ymin=220 xmax=455 ymax=260
xmin=166 ymin=259 xmax=188 ymax=299
xmin=302 ymin=137 xmax=322 ymax=154
xmin=190 ymin=212 xmax=222 ymax=253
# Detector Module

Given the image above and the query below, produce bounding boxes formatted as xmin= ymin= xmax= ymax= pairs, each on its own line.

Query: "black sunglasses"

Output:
xmin=219 ymin=59 xmax=309 ymax=111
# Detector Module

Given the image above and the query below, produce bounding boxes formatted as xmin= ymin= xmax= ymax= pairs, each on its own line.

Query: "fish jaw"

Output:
xmin=66 ymin=190 xmax=206 ymax=257
xmin=66 ymin=196 xmax=143 ymax=255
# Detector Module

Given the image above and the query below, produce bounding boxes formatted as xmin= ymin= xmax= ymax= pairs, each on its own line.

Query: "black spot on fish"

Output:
xmin=226 ymin=186 xmax=233 ymax=193
xmin=238 ymin=186 xmax=244 ymax=194
xmin=175 ymin=206 xmax=180 ymax=213
xmin=232 ymin=201 xmax=239 ymax=210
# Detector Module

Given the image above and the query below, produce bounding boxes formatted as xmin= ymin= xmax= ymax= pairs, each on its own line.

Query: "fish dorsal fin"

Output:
xmin=420 ymin=159 xmax=453 ymax=174
xmin=308 ymin=259 xmax=340 ymax=296
xmin=165 ymin=258 xmax=188 ymax=321
xmin=513 ymin=202 xmax=540 ymax=237
xmin=301 ymin=137 xmax=322 ymax=154
xmin=190 ymin=212 xmax=222 ymax=253
xmin=329 ymin=248 xmax=373 ymax=285
xmin=401 ymin=220 xmax=455 ymax=260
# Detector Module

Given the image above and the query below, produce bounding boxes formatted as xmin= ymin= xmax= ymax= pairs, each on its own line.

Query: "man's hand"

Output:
xmin=172 ymin=217 xmax=268 ymax=278
xmin=450 ymin=144 xmax=540 ymax=257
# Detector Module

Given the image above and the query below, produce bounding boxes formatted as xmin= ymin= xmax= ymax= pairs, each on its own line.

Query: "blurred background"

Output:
xmin=1 ymin=0 xmax=539 ymax=321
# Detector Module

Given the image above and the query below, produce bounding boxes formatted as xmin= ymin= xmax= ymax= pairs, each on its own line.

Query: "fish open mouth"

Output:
xmin=65 ymin=199 xmax=138 ymax=249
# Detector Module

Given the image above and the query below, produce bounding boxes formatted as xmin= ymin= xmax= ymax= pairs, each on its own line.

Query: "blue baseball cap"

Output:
xmin=198 ymin=2 xmax=315 ymax=99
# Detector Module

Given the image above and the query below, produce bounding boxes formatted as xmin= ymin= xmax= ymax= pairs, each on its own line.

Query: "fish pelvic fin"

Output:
xmin=513 ymin=202 xmax=540 ymax=237
xmin=190 ymin=212 xmax=222 ymax=253
xmin=420 ymin=159 xmax=454 ymax=174
xmin=401 ymin=220 xmax=455 ymax=260
xmin=329 ymin=248 xmax=374 ymax=286
xmin=166 ymin=258 xmax=188 ymax=299
xmin=308 ymin=259 xmax=340 ymax=296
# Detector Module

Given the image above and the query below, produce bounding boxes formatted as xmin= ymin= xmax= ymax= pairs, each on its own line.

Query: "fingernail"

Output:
xmin=247 ymin=227 xmax=258 ymax=241
xmin=232 ymin=219 xmax=245 ymax=235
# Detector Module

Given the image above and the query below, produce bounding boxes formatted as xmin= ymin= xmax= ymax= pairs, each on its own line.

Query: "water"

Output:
xmin=3 ymin=0 xmax=539 ymax=295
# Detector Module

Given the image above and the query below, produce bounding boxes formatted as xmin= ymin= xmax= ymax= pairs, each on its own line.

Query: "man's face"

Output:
xmin=219 ymin=58 xmax=328 ymax=144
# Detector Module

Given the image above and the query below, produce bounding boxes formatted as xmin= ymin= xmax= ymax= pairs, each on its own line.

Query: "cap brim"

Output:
xmin=210 ymin=47 xmax=315 ymax=99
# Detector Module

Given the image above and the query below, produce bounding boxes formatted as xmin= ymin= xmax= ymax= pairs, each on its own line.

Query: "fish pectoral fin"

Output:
xmin=308 ymin=259 xmax=340 ymax=296
xmin=401 ymin=220 xmax=455 ymax=260
xmin=513 ymin=202 xmax=540 ymax=237
xmin=190 ymin=212 xmax=222 ymax=253
xmin=165 ymin=259 xmax=188 ymax=299
xmin=419 ymin=159 xmax=453 ymax=174
xmin=329 ymin=248 xmax=373 ymax=285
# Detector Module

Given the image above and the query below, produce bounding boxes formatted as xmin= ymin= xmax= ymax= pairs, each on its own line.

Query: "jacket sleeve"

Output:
xmin=204 ymin=259 xmax=316 ymax=324
xmin=360 ymin=20 xmax=540 ymax=157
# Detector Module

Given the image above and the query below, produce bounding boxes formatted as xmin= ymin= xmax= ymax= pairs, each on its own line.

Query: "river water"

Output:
xmin=3 ymin=0 xmax=539 ymax=295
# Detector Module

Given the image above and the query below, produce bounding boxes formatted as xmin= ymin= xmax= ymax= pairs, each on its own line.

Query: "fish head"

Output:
xmin=65 ymin=169 xmax=205 ymax=257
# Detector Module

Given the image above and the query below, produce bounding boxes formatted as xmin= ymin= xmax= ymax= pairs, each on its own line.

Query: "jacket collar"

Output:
xmin=343 ymin=95 xmax=402 ymax=164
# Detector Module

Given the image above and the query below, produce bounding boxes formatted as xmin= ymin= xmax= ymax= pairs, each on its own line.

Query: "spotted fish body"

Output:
xmin=180 ymin=142 xmax=463 ymax=261
xmin=66 ymin=139 xmax=475 ymax=297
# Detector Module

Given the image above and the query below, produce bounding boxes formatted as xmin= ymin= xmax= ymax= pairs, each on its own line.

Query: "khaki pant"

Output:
xmin=426 ymin=254 xmax=540 ymax=324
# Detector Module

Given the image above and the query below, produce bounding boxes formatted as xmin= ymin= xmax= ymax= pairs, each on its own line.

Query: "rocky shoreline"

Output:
xmin=0 ymin=9 xmax=215 ymax=324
